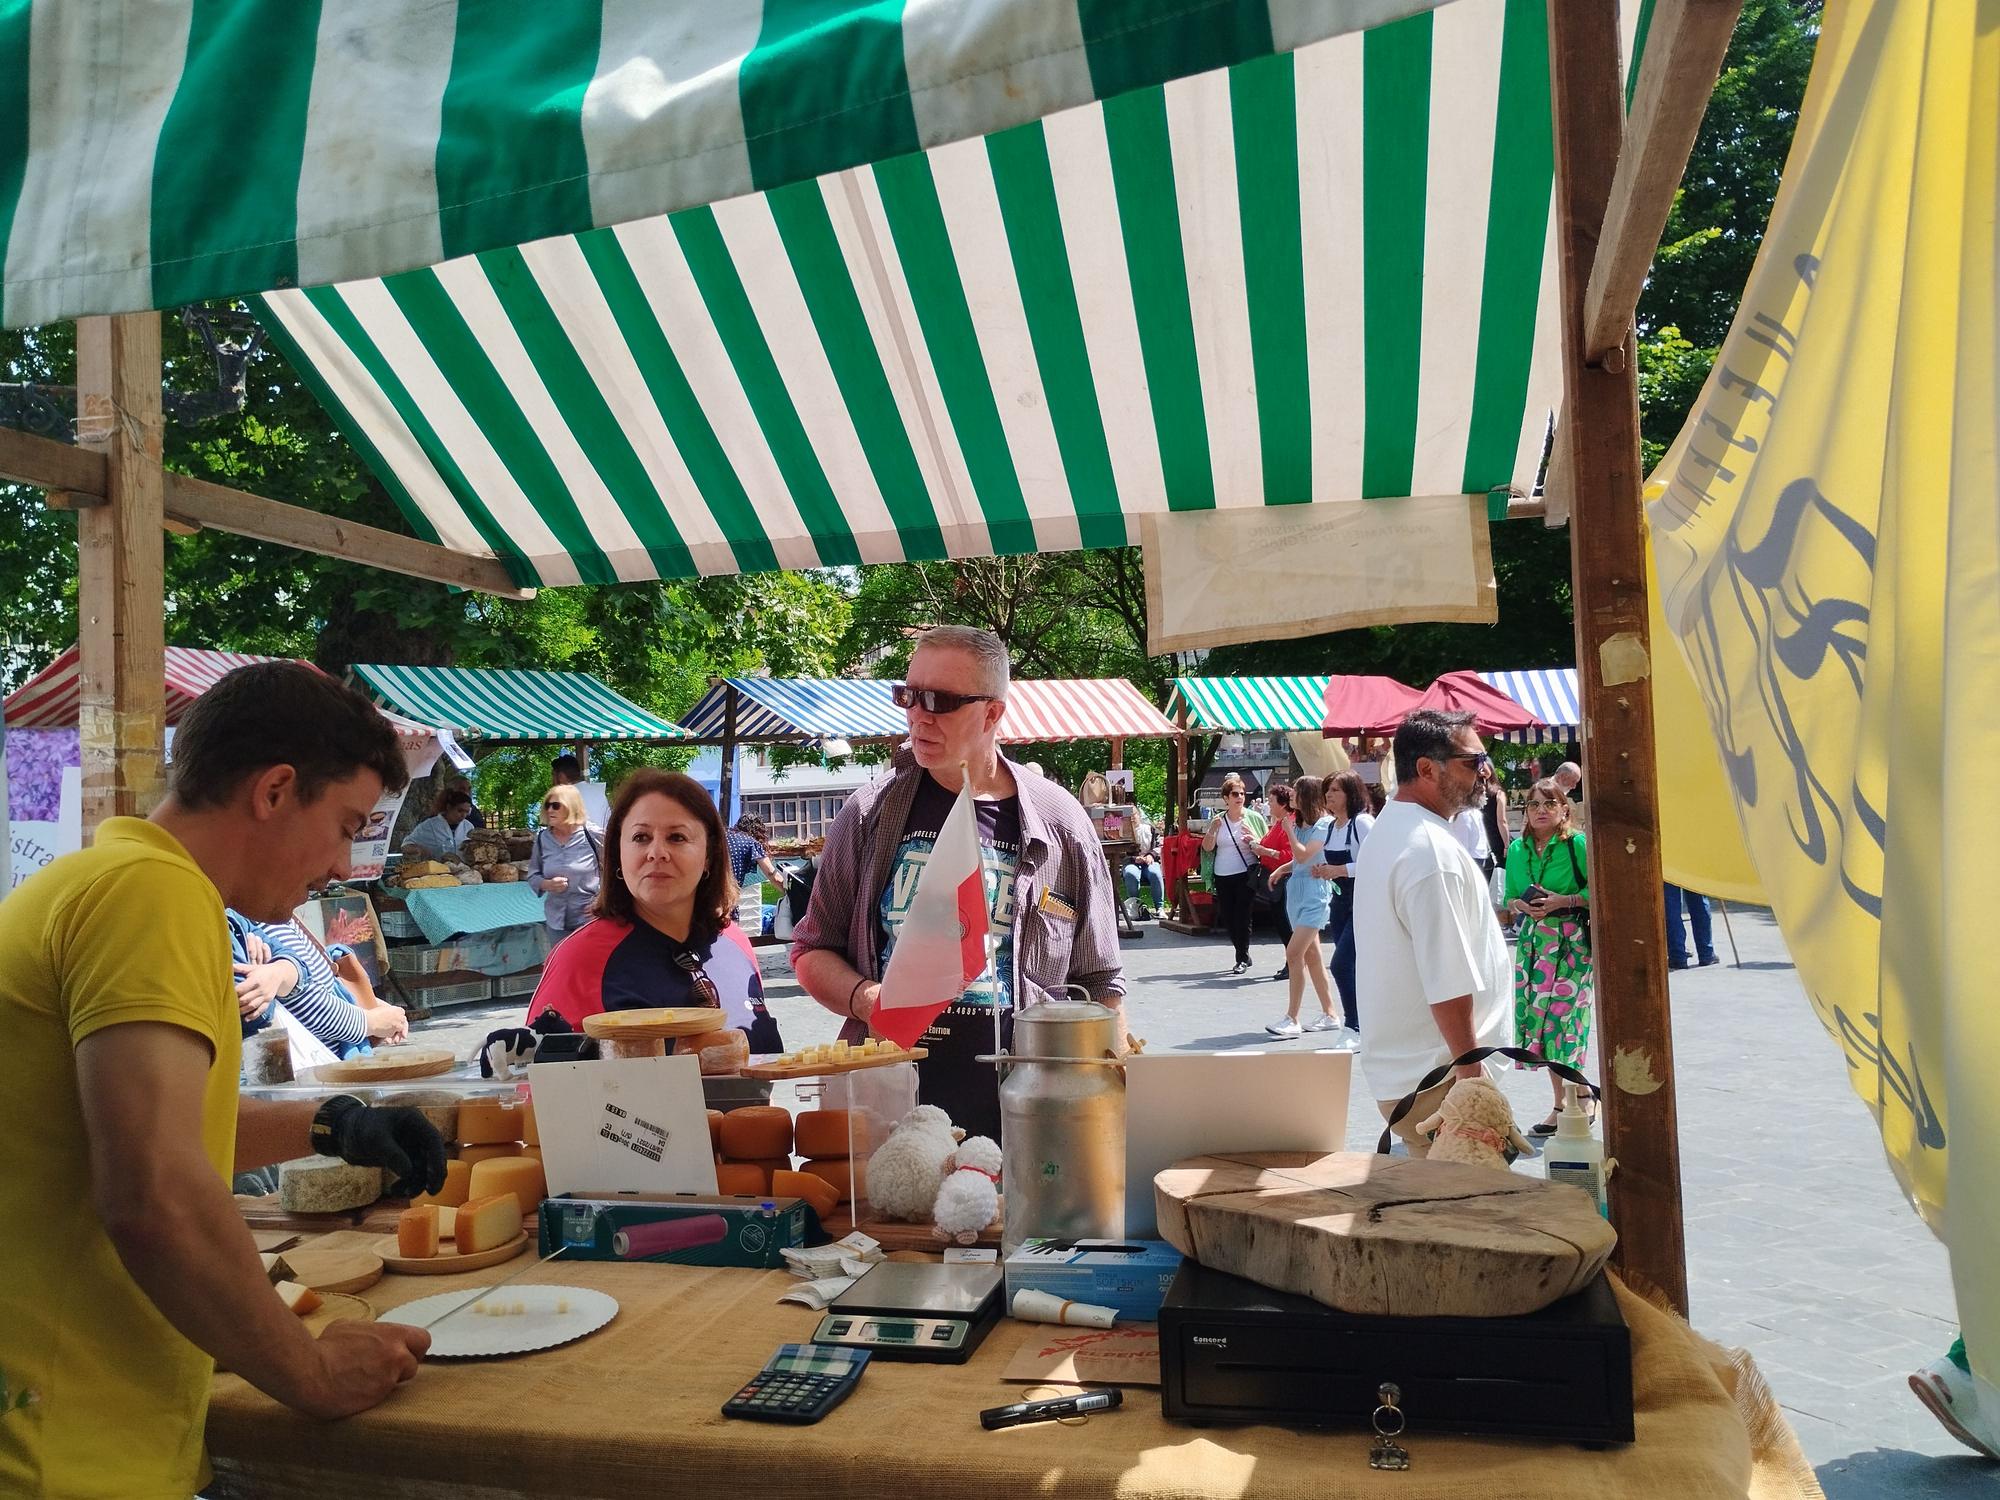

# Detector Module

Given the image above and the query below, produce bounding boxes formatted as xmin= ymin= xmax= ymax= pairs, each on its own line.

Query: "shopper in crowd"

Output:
xmin=1257 ymin=783 xmax=1294 ymax=981
xmin=1265 ymin=776 xmax=1340 ymax=1037
xmin=728 ymin=815 xmax=786 ymax=891
xmin=1352 ymin=710 xmax=1513 ymax=1156
xmin=1121 ymin=804 xmax=1166 ymax=913
xmin=402 ymin=784 xmax=474 ymax=860
xmin=527 ymin=770 xmax=781 ymax=1053
xmin=528 ymin=784 xmax=604 ymax=936
xmin=1554 ymin=760 xmax=1583 ymax=797
xmin=232 ymin=907 xmax=408 ymax=1057
xmin=1201 ymin=772 xmax=1267 ymax=976
xmin=1503 ymin=777 xmax=1595 ymax=1135
xmin=1664 ymin=883 xmax=1720 ymax=969
xmin=1313 ymin=770 xmax=1374 ymax=1033
xmin=790 ymin=626 xmax=1126 ymax=1141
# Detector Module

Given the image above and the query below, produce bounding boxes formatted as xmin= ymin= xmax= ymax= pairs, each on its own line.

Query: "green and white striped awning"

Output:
xmin=1166 ymin=676 xmax=1333 ymax=733
xmin=351 ymin=663 xmax=688 ymax=745
xmin=240 ymin=0 xmax=1614 ymax=588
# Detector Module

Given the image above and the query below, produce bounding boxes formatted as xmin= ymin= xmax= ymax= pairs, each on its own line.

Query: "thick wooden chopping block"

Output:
xmin=1155 ymin=1151 xmax=1616 ymax=1318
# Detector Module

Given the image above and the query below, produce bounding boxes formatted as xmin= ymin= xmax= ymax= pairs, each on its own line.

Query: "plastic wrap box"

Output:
xmin=538 ymin=1194 xmax=808 ymax=1267
xmin=1004 ymin=1239 xmax=1185 ymax=1322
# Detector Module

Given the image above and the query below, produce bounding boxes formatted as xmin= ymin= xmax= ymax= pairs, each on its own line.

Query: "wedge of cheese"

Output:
xmin=468 ymin=1154 xmax=546 ymax=1216
xmin=773 ymin=1169 xmax=839 ymax=1220
xmin=397 ymin=1203 xmax=441 ymax=1259
xmin=456 ymin=1194 xmax=523 ymax=1254
xmin=275 ymin=1281 xmax=323 ymax=1316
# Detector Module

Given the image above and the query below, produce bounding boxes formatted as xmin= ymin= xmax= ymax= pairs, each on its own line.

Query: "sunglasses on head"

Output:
xmin=892 ymin=683 xmax=995 ymax=715
xmin=671 ymin=949 xmax=721 ymax=1008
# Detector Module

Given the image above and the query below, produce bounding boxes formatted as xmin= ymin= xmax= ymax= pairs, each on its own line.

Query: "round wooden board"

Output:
xmin=283 ymin=1238 xmax=385 ymax=1295
xmin=581 ymin=1007 xmax=728 ymax=1041
xmin=380 ymin=1231 xmax=530 ymax=1275
xmin=313 ymin=1048 xmax=457 ymax=1084
xmin=1154 ymin=1151 xmax=1617 ymax=1319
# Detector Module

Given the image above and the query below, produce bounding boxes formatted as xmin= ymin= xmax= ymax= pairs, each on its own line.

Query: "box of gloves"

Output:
xmin=1004 ymin=1238 xmax=1184 ymax=1322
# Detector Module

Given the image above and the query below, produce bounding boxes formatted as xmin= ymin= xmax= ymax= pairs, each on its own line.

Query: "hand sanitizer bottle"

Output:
xmin=1543 ymin=1082 xmax=1608 ymax=1218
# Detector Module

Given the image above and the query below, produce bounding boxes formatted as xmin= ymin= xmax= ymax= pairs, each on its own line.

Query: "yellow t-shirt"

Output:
xmin=0 ymin=818 xmax=239 ymax=1500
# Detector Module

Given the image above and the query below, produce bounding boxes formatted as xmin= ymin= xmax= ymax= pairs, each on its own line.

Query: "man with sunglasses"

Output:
xmin=791 ymin=626 xmax=1126 ymax=1141
xmin=1351 ymin=710 xmax=1514 ymax=1156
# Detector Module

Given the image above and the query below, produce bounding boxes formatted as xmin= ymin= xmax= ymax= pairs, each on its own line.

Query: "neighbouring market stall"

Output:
xmin=1478 ymin=667 xmax=1582 ymax=743
xmin=350 ymin=662 xmax=691 ymax=1008
xmin=0 ymin=0 xmax=1824 ymax=1491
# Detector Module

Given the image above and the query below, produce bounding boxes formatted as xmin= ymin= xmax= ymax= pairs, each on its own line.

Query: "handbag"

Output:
xmin=1377 ymin=1047 xmax=1600 ymax=1157
xmin=1563 ymin=839 xmax=1592 ymax=943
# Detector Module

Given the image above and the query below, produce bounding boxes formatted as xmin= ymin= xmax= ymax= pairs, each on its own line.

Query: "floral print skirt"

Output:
xmin=1513 ymin=915 xmax=1593 ymax=1067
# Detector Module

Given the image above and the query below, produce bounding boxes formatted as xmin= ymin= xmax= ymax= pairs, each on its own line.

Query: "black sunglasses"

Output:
xmin=1435 ymin=752 xmax=1493 ymax=770
xmin=892 ymin=683 xmax=995 ymax=715
xmin=671 ymin=950 xmax=721 ymax=1008
xmin=542 ymin=799 xmax=564 ymax=810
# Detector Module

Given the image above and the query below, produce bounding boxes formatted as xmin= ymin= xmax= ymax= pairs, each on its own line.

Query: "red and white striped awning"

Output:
xmin=1000 ymin=680 xmax=1179 ymax=745
xmin=3 ymin=645 xmax=280 ymax=728
xmin=3 ymin=646 xmax=452 ymax=773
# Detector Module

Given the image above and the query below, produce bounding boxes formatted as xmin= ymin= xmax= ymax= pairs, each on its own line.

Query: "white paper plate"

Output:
xmin=388 ymin=1284 xmax=619 ymax=1358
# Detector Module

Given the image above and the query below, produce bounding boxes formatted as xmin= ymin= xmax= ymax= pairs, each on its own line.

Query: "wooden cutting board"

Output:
xmin=284 ymin=1230 xmax=388 ymax=1294
xmin=1154 ymin=1151 xmax=1616 ymax=1319
xmin=740 ymin=1047 xmax=926 ymax=1081
xmin=313 ymin=1047 xmax=457 ymax=1084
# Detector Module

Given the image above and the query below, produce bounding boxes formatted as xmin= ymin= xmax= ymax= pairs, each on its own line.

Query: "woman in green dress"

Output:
xmin=1503 ymin=777 xmax=1593 ymax=1134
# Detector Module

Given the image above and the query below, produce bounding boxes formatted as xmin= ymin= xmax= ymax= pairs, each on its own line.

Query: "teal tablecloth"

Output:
xmin=401 ymin=882 xmax=545 ymax=945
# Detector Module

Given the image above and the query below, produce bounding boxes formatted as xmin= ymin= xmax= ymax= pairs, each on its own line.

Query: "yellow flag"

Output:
xmin=1646 ymin=0 xmax=1995 ymax=1387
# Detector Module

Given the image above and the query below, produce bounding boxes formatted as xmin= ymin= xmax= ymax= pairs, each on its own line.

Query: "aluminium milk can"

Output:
xmin=998 ymin=998 xmax=1126 ymax=1256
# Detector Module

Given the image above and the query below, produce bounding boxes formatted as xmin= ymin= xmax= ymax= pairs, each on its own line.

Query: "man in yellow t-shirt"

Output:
xmin=0 ymin=663 xmax=449 ymax=1499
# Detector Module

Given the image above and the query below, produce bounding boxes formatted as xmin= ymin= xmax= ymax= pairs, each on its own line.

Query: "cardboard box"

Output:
xmin=539 ymin=1194 xmax=808 ymax=1268
xmin=1004 ymin=1238 xmax=1185 ymax=1322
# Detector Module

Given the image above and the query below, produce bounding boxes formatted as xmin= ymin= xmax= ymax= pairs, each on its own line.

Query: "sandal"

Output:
xmin=1530 ymin=1111 xmax=1561 ymax=1136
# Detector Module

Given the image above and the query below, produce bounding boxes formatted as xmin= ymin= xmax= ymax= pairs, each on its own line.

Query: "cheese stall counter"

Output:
xmin=204 ymin=1249 xmax=1816 ymax=1500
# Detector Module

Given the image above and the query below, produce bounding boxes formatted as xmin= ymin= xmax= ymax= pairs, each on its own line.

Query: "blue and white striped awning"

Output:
xmin=1477 ymin=667 xmax=1578 ymax=743
xmin=679 ymin=678 xmax=907 ymax=745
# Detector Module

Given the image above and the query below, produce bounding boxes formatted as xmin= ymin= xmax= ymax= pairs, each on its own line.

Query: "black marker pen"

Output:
xmin=981 ymin=1389 xmax=1123 ymax=1430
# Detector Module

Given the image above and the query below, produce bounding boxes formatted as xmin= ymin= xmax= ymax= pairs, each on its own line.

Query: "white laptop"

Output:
xmin=1123 ymin=1050 xmax=1353 ymax=1236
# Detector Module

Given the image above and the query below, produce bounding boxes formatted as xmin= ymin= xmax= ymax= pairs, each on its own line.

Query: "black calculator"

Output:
xmin=722 ymin=1344 xmax=870 ymax=1424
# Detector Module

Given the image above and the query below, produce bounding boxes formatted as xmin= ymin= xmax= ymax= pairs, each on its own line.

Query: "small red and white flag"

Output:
xmin=874 ymin=778 xmax=990 ymax=1049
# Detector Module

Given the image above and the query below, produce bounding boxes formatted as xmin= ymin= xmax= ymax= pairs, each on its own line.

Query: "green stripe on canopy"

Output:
xmin=352 ymin=664 xmax=689 ymax=744
xmin=245 ymin=0 xmax=1605 ymax=584
xmin=1165 ymin=676 xmax=1332 ymax=733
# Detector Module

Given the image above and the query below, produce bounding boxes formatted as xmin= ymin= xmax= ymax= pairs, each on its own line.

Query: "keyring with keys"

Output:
xmin=1369 ymin=1382 xmax=1410 ymax=1470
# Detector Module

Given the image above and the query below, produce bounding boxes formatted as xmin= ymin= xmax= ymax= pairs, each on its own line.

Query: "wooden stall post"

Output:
xmin=74 ymin=313 xmax=166 ymax=835
xmin=1547 ymin=0 xmax=1687 ymax=1312
xmin=717 ymin=684 xmax=740 ymax=825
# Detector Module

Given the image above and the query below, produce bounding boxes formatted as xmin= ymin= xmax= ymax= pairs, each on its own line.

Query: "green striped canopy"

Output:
xmin=351 ymin=663 xmax=688 ymax=744
xmin=0 ymin=1 xmax=1452 ymax=329
xmin=240 ymin=0 xmax=1623 ymax=588
xmin=1166 ymin=676 xmax=1333 ymax=733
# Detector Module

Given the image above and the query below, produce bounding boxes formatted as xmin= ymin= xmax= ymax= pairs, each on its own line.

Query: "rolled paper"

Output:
xmin=1011 ymin=1287 xmax=1117 ymax=1328
xmin=612 ymin=1213 xmax=729 ymax=1260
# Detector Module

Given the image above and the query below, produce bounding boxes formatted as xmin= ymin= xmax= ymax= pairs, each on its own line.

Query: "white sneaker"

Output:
xmin=1910 ymin=1354 xmax=2000 ymax=1460
xmin=1265 ymin=1017 xmax=1302 ymax=1038
xmin=1305 ymin=1014 xmax=1342 ymax=1032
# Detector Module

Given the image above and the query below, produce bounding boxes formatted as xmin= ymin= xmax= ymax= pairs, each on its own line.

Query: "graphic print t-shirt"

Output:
xmin=877 ymin=774 xmax=1021 ymax=1140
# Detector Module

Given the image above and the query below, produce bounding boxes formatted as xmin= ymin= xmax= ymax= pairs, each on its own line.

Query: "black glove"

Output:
xmin=314 ymin=1095 xmax=448 ymax=1198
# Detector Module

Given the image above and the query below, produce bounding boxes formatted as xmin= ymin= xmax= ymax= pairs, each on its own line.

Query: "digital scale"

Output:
xmin=810 ymin=1262 xmax=1004 ymax=1364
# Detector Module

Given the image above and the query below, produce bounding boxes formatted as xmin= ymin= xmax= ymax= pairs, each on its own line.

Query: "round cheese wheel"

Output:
xmin=717 ymin=1106 xmax=793 ymax=1161
xmin=706 ymin=1109 xmax=725 ymax=1150
xmin=715 ymin=1162 xmax=770 ymax=1196
xmin=468 ymin=1154 xmax=547 ymax=1216
xmin=772 ymin=1169 xmax=839 ymax=1221
xmin=794 ymin=1110 xmax=852 ymax=1161
xmin=686 ymin=1027 xmax=749 ymax=1076
xmin=457 ymin=1097 xmax=528 ymax=1146
xmin=454 ymin=1143 xmax=522 ymax=1169
xmin=802 ymin=1157 xmax=862 ymax=1204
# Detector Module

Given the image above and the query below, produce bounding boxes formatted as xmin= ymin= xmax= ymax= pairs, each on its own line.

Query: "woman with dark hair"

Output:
xmin=402 ymin=784 xmax=474 ymax=860
xmin=1503 ymin=777 xmax=1593 ymax=1134
xmin=526 ymin=770 xmax=782 ymax=1053
xmin=1313 ymin=770 xmax=1375 ymax=1033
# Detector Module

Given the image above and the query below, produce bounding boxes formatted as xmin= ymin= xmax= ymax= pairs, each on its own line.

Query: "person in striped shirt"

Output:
xmin=231 ymin=911 xmax=406 ymax=1058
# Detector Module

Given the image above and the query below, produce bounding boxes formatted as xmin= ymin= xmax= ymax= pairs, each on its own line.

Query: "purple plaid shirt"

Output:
xmin=789 ymin=749 xmax=1125 ymax=1033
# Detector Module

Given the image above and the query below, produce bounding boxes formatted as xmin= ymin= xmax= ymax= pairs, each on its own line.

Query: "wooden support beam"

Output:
xmin=1548 ymin=0 xmax=1688 ymax=1314
xmin=2 ymin=411 xmax=528 ymax=599
xmin=159 ymin=472 xmax=532 ymax=599
xmin=74 ymin=314 xmax=167 ymax=833
xmin=1582 ymin=0 xmax=1743 ymax=366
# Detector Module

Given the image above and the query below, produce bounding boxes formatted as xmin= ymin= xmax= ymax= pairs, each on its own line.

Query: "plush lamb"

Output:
xmin=930 ymin=1136 xmax=1002 ymax=1244
xmin=1413 ymin=1076 xmax=1533 ymax=1171
xmin=864 ymin=1105 xmax=961 ymax=1220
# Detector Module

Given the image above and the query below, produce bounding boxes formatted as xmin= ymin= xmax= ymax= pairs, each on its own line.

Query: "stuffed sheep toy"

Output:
xmin=931 ymin=1136 xmax=1002 ymax=1244
xmin=864 ymin=1105 xmax=962 ymax=1220
xmin=1413 ymin=1076 xmax=1533 ymax=1171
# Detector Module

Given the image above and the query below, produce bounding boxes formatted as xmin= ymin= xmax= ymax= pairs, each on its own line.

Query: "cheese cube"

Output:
xmin=456 ymin=1194 xmax=523 ymax=1254
xmin=396 ymin=1203 xmax=440 ymax=1259
xmin=468 ymin=1155 xmax=546 ymax=1216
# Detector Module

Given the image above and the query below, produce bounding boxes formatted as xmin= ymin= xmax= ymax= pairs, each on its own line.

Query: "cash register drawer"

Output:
xmin=1160 ymin=1262 xmax=1633 ymax=1444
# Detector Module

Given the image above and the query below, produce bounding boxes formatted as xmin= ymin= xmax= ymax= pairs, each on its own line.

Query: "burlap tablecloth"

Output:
xmin=205 ymin=1253 xmax=1823 ymax=1499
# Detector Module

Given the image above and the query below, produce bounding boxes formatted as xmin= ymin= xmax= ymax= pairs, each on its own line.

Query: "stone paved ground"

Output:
xmin=420 ymin=903 xmax=1987 ymax=1496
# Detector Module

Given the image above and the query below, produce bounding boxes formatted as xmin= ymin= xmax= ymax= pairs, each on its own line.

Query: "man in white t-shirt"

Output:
xmin=1352 ymin=709 xmax=1513 ymax=1156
